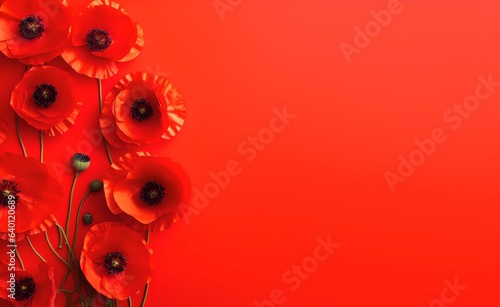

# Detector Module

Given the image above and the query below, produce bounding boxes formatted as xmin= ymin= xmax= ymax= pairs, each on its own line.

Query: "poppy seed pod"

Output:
xmin=72 ymin=153 xmax=91 ymax=173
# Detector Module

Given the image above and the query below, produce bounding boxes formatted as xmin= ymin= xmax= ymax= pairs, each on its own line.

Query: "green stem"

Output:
xmin=40 ymin=131 xmax=44 ymax=164
xmin=89 ymin=289 xmax=96 ymax=307
xmin=61 ymin=172 xmax=79 ymax=248
xmin=26 ymin=237 xmax=46 ymax=263
xmin=58 ymin=225 xmax=65 ymax=249
xmin=55 ymin=224 xmax=87 ymax=303
xmin=140 ymin=230 xmax=151 ymax=306
xmin=74 ymin=298 xmax=87 ymax=307
xmin=103 ymin=135 xmax=113 ymax=164
xmin=15 ymin=114 xmax=27 ymax=157
xmin=98 ymin=78 xmax=114 ymax=165
xmin=45 ymin=231 xmax=71 ymax=268
xmin=62 ymin=190 xmax=91 ymax=295
xmin=98 ymin=78 xmax=103 ymax=112
xmin=72 ymin=190 xmax=91 ymax=252
xmin=129 ymin=297 xmax=133 ymax=307
xmin=55 ymin=224 xmax=80 ymax=274
xmin=64 ymin=291 xmax=72 ymax=307
xmin=15 ymin=247 xmax=25 ymax=270
xmin=140 ymin=282 xmax=150 ymax=307
xmin=47 ymin=231 xmax=85 ymax=307
xmin=56 ymin=223 xmax=87 ymax=288
xmin=57 ymin=289 xmax=77 ymax=294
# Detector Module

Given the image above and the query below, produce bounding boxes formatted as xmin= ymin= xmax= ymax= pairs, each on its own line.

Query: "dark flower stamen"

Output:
xmin=131 ymin=99 xmax=154 ymax=122
xmin=104 ymin=252 xmax=127 ymax=275
xmin=14 ymin=277 xmax=36 ymax=301
xmin=19 ymin=15 xmax=45 ymax=40
xmin=139 ymin=181 xmax=165 ymax=206
xmin=33 ymin=84 xmax=58 ymax=108
xmin=73 ymin=153 xmax=90 ymax=163
xmin=1 ymin=179 xmax=20 ymax=207
xmin=87 ymin=28 xmax=112 ymax=52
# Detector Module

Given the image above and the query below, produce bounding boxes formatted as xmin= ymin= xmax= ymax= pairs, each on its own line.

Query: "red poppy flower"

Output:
xmin=80 ymin=221 xmax=153 ymax=300
xmin=61 ymin=0 xmax=144 ymax=79
xmin=0 ymin=116 xmax=7 ymax=145
xmin=0 ymin=0 xmax=71 ymax=65
xmin=0 ymin=263 xmax=57 ymax=307
xmin=0 ymin=152 xmax=64 ymax=241
xmin=104 ymin=152 xmax=191 ymax=231
xmin=10 ymin=65 xmax=82 ymax=136
xmin=100 ymin=72 xmax=186 ymax=149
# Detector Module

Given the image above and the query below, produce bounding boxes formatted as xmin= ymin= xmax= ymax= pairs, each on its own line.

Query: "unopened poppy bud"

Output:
xmin=83 ymin=213 xmax=93 ymax=225
xmin=72 ymin=153 xmax=90 ymax=172
xmin=90 ymin=180 xmax=103 ymax=192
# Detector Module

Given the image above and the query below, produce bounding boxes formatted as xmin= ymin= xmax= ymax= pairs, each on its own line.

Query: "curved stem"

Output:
xmin=74 ymin=298 xmax=87 ymax=307
xmin=89 ymin=289 xmax=96 ymax=307
xmin=57 ymin=288 xmax=77 ymax=294
xmin=40 ymin=131 xmax=44 ymax=164
xmin=62 ymin=190 xmax=91 ymax=295
xmin=140 ymin=230 xmax=151 ymax=306
xmin=15 ymin=114 xmax=27 ymax=157
xmin=56 ymin=223 xmax=87 ymax=286
xmin=47 ymin=230 xmax=83 ymax=303
xmin=26 ymin=237 xmax=46 ymax=263
xmin=63 ymin=291 xmax=72 ymax=307
xmin=140 ymin=282 xmax=150 ymax=307
xmin=61 ymin=172 xmax=79 ymax=248
xmin=15 ymin=247 xmax=25 ymax=270
xmin=98 ymin=78 xmax=114 ymax=165
xmin=45 ymin=231 xmax=71 ymax=268
xmin=55 ymin=223 xmax=87 ymax=302
xmin=72 ymin=190 xmax=91 ymax=253
xmin=57 ymin=225 xmax=65 ymax=249
xmin=55 ymin=224 xmax=79 ymax=273
xmin=103 ymin=135 xmax=113 ymax=165
xmin=129 ymin=297 xmax=132 ymax=307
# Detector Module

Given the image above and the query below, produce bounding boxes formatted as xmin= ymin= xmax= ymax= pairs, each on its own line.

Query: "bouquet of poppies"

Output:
xmin=0 ymin=0 xmax=190 ymax=306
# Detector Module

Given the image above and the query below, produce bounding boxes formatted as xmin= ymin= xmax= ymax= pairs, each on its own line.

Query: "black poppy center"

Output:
xmin=1 ymin=179 xmax=20 ymax=207
xmin=33 ymin=84 xmax=58 ymax=108
xmin=87 ymin=28 xmax=112 ymax=52
xmin=131 ymin=99 xmax=154 ymax=122
xmin=19 ymin=15 xmax=45 ymax=40
xmin=14 ymin=277 xmax=36 ymax=301
xmin=104 ymin=252 xmax=127 ymax=275
xmin=139 ymin=181 xmax=165 ymax=206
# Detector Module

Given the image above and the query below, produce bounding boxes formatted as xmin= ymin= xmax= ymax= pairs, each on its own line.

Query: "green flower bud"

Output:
xmin=90 ymin=180 xmax=103 ymax=192
xmin=72 ymin=153 xmax=90 ymax=173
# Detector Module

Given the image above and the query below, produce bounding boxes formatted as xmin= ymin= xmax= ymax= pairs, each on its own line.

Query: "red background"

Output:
xmin=1 ymin=0 xmax=499 ymax=306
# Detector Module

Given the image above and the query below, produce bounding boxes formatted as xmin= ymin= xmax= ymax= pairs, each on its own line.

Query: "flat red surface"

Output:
xmin=1 ymin=0 xmax=499 ymax=306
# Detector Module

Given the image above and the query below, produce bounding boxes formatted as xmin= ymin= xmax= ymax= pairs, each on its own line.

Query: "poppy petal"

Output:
xmin=100 ymin=72 xmax=186 ymax=148
xmin=81 ymin=222 xmax=152 ymax=300
xmin=103 ymin=153 xmax=191 ymax=231
xmin=10 ymin=66 xmax=82 ymax=135
xmin=0 ymin=153 xmax=63 ymax=240
xmin=61 ymin=45 xmax=117 ymax=79
xmin=113 ymin=178 xmax=159 ymax=224
xmin=0 ymin=0 xmax=71 ymax=64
